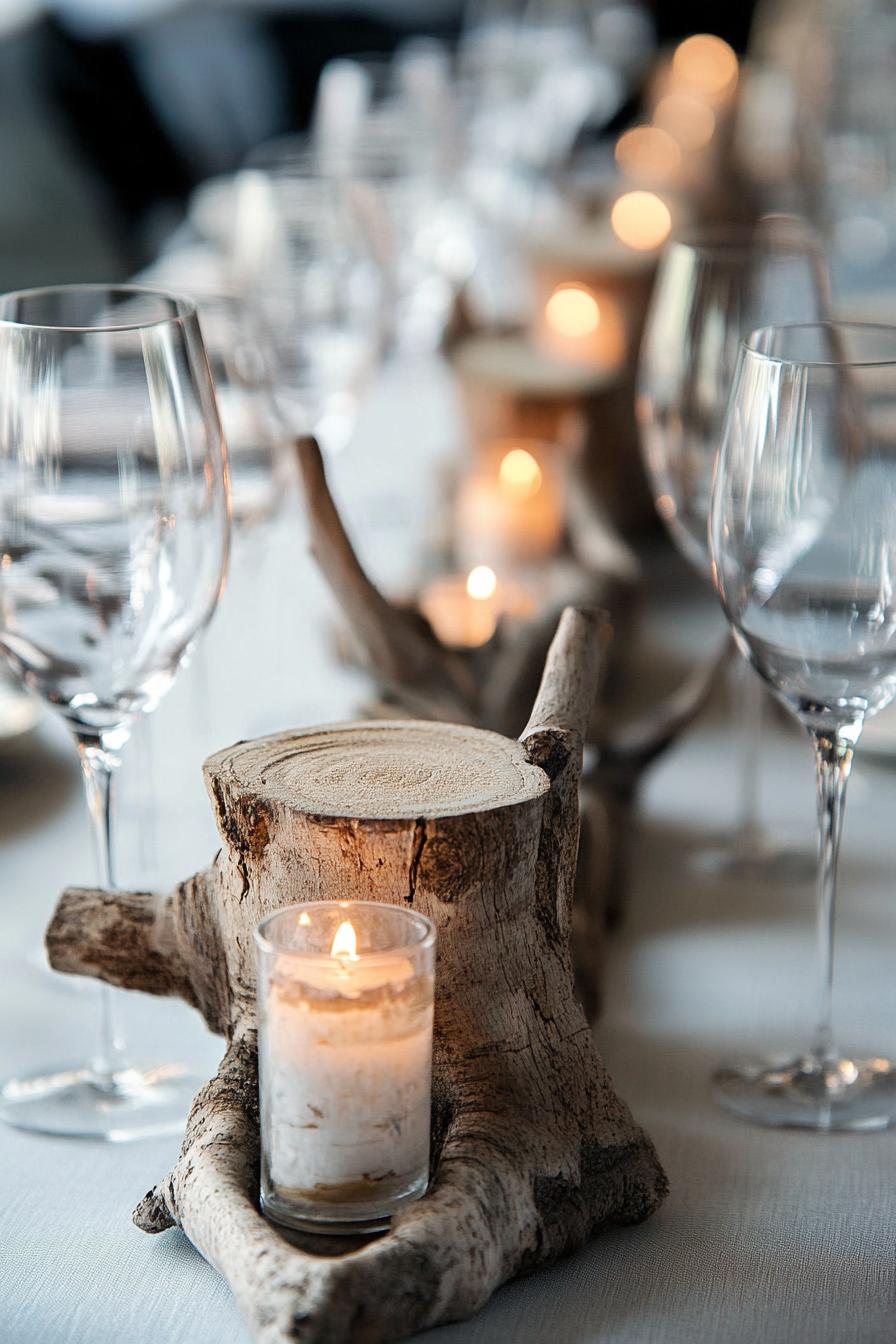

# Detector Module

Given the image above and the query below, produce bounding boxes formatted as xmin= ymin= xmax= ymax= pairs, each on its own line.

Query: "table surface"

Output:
xmin=2 ymin=357 xmax=896 ymax=1344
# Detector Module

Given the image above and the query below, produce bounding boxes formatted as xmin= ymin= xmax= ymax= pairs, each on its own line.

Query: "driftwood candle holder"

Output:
xmin=295 ymin=436 xmax=723 ymax=1015
xmin=47 ymin=607 xmax=668 ymax=1344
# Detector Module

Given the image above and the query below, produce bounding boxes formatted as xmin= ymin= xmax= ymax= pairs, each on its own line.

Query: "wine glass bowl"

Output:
xmin=192 ymin=292 xmax=288 ymax=531
xmin=639 ymin=224 xmax=827 ymax=579
xmin=0 ymin=289 xmax=228 ymax=734
xmin=234 ymin=150 xmax=385 ymax=454
xmin=0 ymin=285 xmax=229 ymax=1140
xmin=709 ymin=320 xmax=896 ymax=1130
xmin=637 ymin=222 xmax=825 ymax=878
xmin=713 ymin=323 xmax=896 ymax=727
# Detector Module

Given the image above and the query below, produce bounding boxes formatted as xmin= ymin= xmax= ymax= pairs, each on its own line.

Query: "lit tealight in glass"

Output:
xmin=610 ymin=191 xmax=673 ymax=252
xmin=256 ymin=900 xmax=436 ymax=1235
xmin=419 ymin=566 xmax=500 ymax=647
xmin=454 ymin=438 xmax=565 ymax=569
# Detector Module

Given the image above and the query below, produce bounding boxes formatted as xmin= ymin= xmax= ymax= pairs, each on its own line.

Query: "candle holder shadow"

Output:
xmin=295 ymin=435 xmax=726 ymax=1017
xmin=47 ymin=608 xmax=668 ymax=1344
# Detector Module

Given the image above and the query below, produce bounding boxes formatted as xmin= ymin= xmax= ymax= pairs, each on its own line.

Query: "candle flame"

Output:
xmin=653 ymin=92 xmax=716 ymax=151
xmin=544 ymin=284 xmax=600 ymax=339
xmin=610 ymin=191 xmax=672 ymax=252
xmin=466 ymin=565 xmax=497 ymax=601
xmin=499 ymin=448 xmax=542 ymax=500
xmin=672 ymin=34 xmax=738 ymax=99
xmin=330 ymin=919 xmax=359 ymax=961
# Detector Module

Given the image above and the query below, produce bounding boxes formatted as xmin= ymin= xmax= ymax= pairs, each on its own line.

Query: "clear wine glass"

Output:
xmin=0 ymin=286 xmax=230 ymax=1140
xmin=637 ymin=221 xmax=825 ymax=878
xmin=709 ymin=320 xmax=896 ymax=1130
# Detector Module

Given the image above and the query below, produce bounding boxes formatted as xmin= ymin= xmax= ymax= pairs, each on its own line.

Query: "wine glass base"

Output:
xmin=713 ymin=1052 xmax=896 ymax=1130
xmin=689 ymin=837 xmax=816 ymax=883
xmin=0 ymin=1061 xmax=203 ymax=1141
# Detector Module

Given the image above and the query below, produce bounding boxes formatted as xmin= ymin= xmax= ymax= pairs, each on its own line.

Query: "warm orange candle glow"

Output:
xmin=466 ymin=565 xmax=497 ymax=600
xmin=653 ymin=92 xmax=716 ymax=151
xmin=544 ymin=284 xmax=601 ymax=340
xmin=420 ymin=564 xmax=532 ymax=649
xmin=331 ymin=920 xmax=360 ymax=961
xmin=610 ymin=191 xmax=672 ymax=251
xmin=499 ymin=448 xmax=543 ymax=501
xmin=615 ymin=125 xmax=682 ymax=184
xmin=672 ymin=34 xmax=738 ymax=99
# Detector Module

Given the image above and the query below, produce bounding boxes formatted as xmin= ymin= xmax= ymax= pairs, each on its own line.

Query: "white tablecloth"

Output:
xmin=2 ymin=358 xmax=895 ymax=1344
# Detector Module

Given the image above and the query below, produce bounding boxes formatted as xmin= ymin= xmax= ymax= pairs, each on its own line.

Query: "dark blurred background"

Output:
xmin=0 ymin=0 xmax=757 ymax=290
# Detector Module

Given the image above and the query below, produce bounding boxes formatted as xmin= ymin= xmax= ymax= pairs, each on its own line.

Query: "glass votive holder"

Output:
xmin=255 ymin=900 xmax=436 ymax=1235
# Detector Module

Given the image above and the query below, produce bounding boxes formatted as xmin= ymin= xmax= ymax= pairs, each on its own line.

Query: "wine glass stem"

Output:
xmin=808 ymin=725 xmax=855 ymax=1066
xmin=76 ymin=734 xmax=129 ymax=1090
xmin=734 ymin=659 xmax=763 ymax=851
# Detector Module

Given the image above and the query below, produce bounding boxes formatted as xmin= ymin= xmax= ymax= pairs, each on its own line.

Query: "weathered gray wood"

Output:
xmin=47 ymin=607 xmax=668 ymax=1344
xmin=293 ymin=435 xmax=723 ymax=1012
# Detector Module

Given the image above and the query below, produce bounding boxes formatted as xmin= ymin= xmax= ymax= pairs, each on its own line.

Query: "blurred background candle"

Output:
xmin=669 ymin=34 xmax=739 ymax=106
xmin=535 ymin=281 xmax=627 ymax=369
xmin=419 ymin=564 xmax=535 ymax=648
xmin=454 ymin=438 xmax=565 ymax=565
xmin=609 ymin=190 xmax=673 ymax=252
xmin=256 ymin=900 xmax=435 ymax=1235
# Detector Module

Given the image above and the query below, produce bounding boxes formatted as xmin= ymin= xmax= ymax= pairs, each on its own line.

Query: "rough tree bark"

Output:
xmin=295 ymin=434 xmax=725 ymax=1014
xmin=47 ymin=608 xmax=668 ymax=1344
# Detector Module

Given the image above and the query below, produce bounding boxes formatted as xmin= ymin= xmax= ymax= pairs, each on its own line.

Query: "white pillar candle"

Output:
xmin=256 ymin=901 xmax=435 ymax=1234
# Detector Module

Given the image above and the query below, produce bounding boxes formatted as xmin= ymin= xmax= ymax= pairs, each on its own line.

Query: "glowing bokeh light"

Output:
xmin=610 ymin=191 xmax=672 ymax=251
xmin=466 ymin=565 xmax=498 ymax=601
xmin=499 ymin=448 xmax=543 ymax=500
xmin=672 ymin=34 xmax=738 ymax=99
xmin=544 ymin=284 xmax=601 ymax=339
xmin=615 ymin=125 xmax=682 ymax=183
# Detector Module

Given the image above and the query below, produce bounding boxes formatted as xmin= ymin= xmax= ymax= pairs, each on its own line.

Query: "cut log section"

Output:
xmin=47 ymin=608 xmax=668 ymax=1344
xmin=294 ymin=435 xmax=725 ymax=1013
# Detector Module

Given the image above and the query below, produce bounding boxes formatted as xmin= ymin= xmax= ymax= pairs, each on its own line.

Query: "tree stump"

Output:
xmin=47 ymin=608 xmax=668 ymax=1344
xmin=294 ymin=434 xmax=724 ymax=1015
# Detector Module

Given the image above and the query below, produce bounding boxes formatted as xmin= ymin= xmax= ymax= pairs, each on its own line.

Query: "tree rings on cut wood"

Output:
xmin=206 ymin=722 xmax=550 ymax=821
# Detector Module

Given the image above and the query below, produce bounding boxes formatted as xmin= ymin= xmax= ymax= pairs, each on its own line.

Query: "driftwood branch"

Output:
xmin=293 ymin=436 xmax=719 ymax=1013
xmin=295 ymin=435 xmax=478 ymax=721
xmin=47 ymin=608 xmax=667 ymax=1344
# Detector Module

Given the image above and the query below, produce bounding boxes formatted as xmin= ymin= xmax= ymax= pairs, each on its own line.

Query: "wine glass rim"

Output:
xmin=0 ymin=284 xmax=199 ymax=334
xmin=670 ymin=220 xmax=819 ymax=260
xmin=743 ymin=320 xmax=896 ymax=368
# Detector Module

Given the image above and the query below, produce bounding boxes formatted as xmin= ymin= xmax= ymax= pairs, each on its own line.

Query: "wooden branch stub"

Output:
xmin=46 ymin=607 xmax=668 ymax=1344
xmin=295 ymin=435 xmax=479 ymax=722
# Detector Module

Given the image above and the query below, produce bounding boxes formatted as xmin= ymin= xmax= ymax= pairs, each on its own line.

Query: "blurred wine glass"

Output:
xmin=0 ymin=286 xmax=229 ymax=1140
xmin=233 ymin=143 xmax=385 ymax=454
xmin=781 ymin=0 xmax=896 ymax=295
xmin=637 ymin=220 xmax=825 ymax=877
xmin=709 ymin=320 xmax=896 ymax=1129
xmin=194 ymin=292 xmax=288 ymax=530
